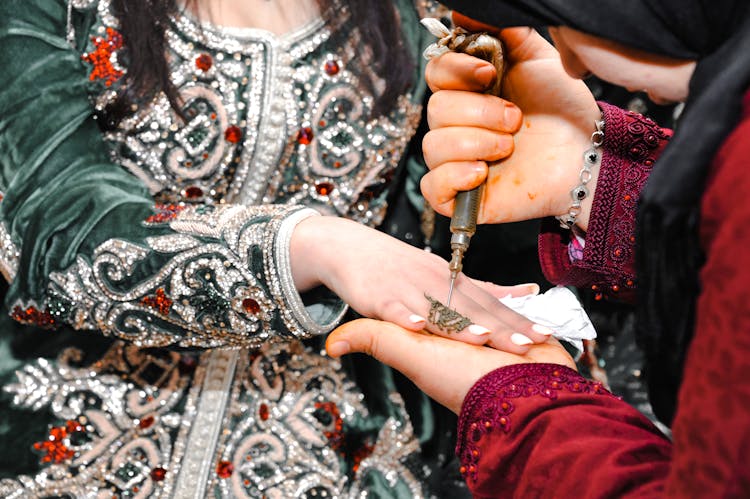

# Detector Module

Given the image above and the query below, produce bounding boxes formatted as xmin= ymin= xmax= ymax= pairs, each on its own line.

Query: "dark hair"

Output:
xmin=106 ymin=0 xmax=413 ymax=125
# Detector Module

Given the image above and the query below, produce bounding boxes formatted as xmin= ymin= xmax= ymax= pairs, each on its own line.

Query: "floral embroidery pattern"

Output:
xmin=568 ymin=103 xmax=671 ymax=301
xmin=1 ymin=341 xmax=426 ymax=498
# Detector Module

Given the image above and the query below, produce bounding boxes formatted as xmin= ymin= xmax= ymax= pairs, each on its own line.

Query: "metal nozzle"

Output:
xmin=445 ymin=185 xmax=483 ymax=307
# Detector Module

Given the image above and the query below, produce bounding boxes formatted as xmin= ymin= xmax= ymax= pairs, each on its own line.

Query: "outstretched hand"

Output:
xmin=326 ymin=318 xmax=576 ymax=414
xmin=291 ymin=216 xmax=552 ymax=354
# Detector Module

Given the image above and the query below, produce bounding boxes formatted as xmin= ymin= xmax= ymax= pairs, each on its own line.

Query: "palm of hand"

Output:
xmin=479 ymin=35 xmax=600 ymax=224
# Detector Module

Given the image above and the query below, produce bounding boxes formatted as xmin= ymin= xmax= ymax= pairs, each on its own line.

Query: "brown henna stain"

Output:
xmin=527 ymin=192 xmax=537 ymax=200
xmin=488 ymin=172 xmax=502 ymax=187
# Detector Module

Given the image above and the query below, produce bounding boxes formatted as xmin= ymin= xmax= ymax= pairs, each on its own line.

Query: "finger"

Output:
xmin=422 ymin=127 xmax=515 ymax=168
xmin=377 ymin=299 xmax=428 ymax=332
xmin=398 ymin=286 xmax=496 ymax=346
xmin=420 ymin=162 xmax=488 ymax=217
xmin=425 ymin=52 xmax=497 ymax=93
xmin=454 ymin=278 xmax=554 ymax=351
xmin=413 ymin=278 xmax=546 ymax=352
xmin=427 ymin=90 xmax=522 ymax=132
xmin=499 ymin=27 xmax=559 ymax=62
xmin=468 ymin=279 xmax=541 ymax=299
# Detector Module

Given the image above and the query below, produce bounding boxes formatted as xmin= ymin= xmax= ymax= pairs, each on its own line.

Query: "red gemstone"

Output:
xmin=296 ymin=126 xmax=314 ymax=145
xmin=150 ymin=467 xmax=167 ymax=482
xmin=49 ymin=427 xmax=67 ymax=441
xmin=315 ymin=182 xmax=334 ymax=196
xmin=66 ymin=420 xmax=84 ymax=434
xmin=242 ymin=298 xmax=260 ymax=315
xmin=216 ymin=461 xmax=234 ymax=478
xmin=183 ymin=186 xmax=204 ymax=199
xmin=139 ymin=415 xmax=155 ymax=429
xmin=259 ymin=403 xmax=269 ymax=421
xmin=324 ymin=60 xmax=340 ymax=76
xmin=225 ymin=125 xmax=242 ymax=144
xmin=196 ymin=54 xmax=213 ymax=71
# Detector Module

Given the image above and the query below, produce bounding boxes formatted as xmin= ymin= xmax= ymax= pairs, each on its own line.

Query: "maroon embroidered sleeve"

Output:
xmin=456 ymin=363 xmax=672 ymax=498
xmin=662 ymin=90 xmax=750 ymax=498
xmin=538 ymin=103 xmax=672 ymax=302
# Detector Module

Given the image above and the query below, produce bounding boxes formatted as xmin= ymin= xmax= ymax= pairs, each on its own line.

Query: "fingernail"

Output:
xmin=409 ymin=314 xmax=426 ymax=325
xmin=510 ymin=333 xmax=533 ymax=346
xmin=532 ymin=324 xmax=554 ymax=336
xmin=468 ymin=324 xmax=491 ymax=336
xmin=327 ymin=341 xmax=351 ymax=357
xmin=504 ymin=105 xmax=522 ymax=126
xmin=521 ymin=283 xmax=541 ymax=295
xmin=474 ymin=64 xmax=495 ymax=87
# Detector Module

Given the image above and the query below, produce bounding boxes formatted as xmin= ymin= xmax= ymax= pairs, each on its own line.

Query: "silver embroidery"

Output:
xmin=1 ymin=342 xmax=427 ymax=498
xmin=0 ymin=220 xmax=19 ymax=282
xmin=173 ymin=349 xmax=239 ymax=497
xmin=46 ymin=205 xmax=332 ymax=348
xmin=89 ymin=0 xmax=420 ymax=227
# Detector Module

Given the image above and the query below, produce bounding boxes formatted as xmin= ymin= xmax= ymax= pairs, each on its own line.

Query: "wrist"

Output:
xmin=555 ymin=115 xmax=604 ymax=233
xmin=290 ymin=216 xmax=326 ymax=292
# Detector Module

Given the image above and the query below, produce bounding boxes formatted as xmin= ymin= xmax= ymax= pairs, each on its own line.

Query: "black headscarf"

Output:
xmin=441 ymin=0 xmax=750 ymax=424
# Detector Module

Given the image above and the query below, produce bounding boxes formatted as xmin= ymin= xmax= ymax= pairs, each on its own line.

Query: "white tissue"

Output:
xmin=499 ymin=286 xmax=596 ymax=354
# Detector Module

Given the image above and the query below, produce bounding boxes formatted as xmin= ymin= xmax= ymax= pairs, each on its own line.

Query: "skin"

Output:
xmin=327 ymin=319 xmax=575 ymax=414
xmin=329 ymin=24 xmax=697 ymax=411
xmin=188 ymin=0 xmax=320 ymax=34
xmin=548 ymin=27 xmax=695 ymax=106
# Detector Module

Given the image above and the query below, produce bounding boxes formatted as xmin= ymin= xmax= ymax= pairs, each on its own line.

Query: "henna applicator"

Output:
xmin=421 ymin=19 xmax=506 ymax=306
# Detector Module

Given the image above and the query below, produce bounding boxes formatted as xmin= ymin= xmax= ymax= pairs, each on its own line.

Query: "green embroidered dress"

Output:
xmin=0 ymin=0 xmax=456 ymax=496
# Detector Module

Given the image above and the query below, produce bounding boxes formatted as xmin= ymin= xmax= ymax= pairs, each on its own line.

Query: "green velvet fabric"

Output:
xmin=0 ymin=0 xmax=466 ymax=495
xmin=0 ymin=0 xmax=165 ymax=303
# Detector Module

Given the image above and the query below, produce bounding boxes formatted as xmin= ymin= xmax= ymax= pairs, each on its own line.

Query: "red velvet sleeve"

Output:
xmin=456 ymin=92 xmax=750 ymax=498
xmin=538 ymin=103 xmax=673 ymax=303
xmin=456 ymin=364 xmax=671 ymax=498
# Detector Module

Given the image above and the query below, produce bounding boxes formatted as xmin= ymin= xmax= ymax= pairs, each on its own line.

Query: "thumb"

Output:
xmin=326 ymin=318 xmax=423 ymax=369
xmin=500 ymin=27 xmax=558 ymax=61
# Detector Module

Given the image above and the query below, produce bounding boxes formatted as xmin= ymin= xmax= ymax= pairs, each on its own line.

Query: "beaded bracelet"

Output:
xmin=556 ymin=118 xmax=605 ymax=229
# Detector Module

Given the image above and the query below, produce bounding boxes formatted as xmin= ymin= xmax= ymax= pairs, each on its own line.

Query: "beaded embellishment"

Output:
xmin=1 ymin=341 xmax=426 ymax=497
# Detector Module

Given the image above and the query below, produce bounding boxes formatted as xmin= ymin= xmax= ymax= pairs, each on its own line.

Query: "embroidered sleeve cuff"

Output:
xmin=270 ymin=208 xmax=347 ymax=338
xmin=539 ymin=102 xmax=672 ymax=302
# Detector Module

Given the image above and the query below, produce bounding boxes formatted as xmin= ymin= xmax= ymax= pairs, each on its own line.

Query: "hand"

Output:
xmin=326 ymin=318 xmax=576 ymax=414
xmin=422 ymin=27 xmax=601 ymax=231
xmin=291 ymin=216 xmax=553 ymax=353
